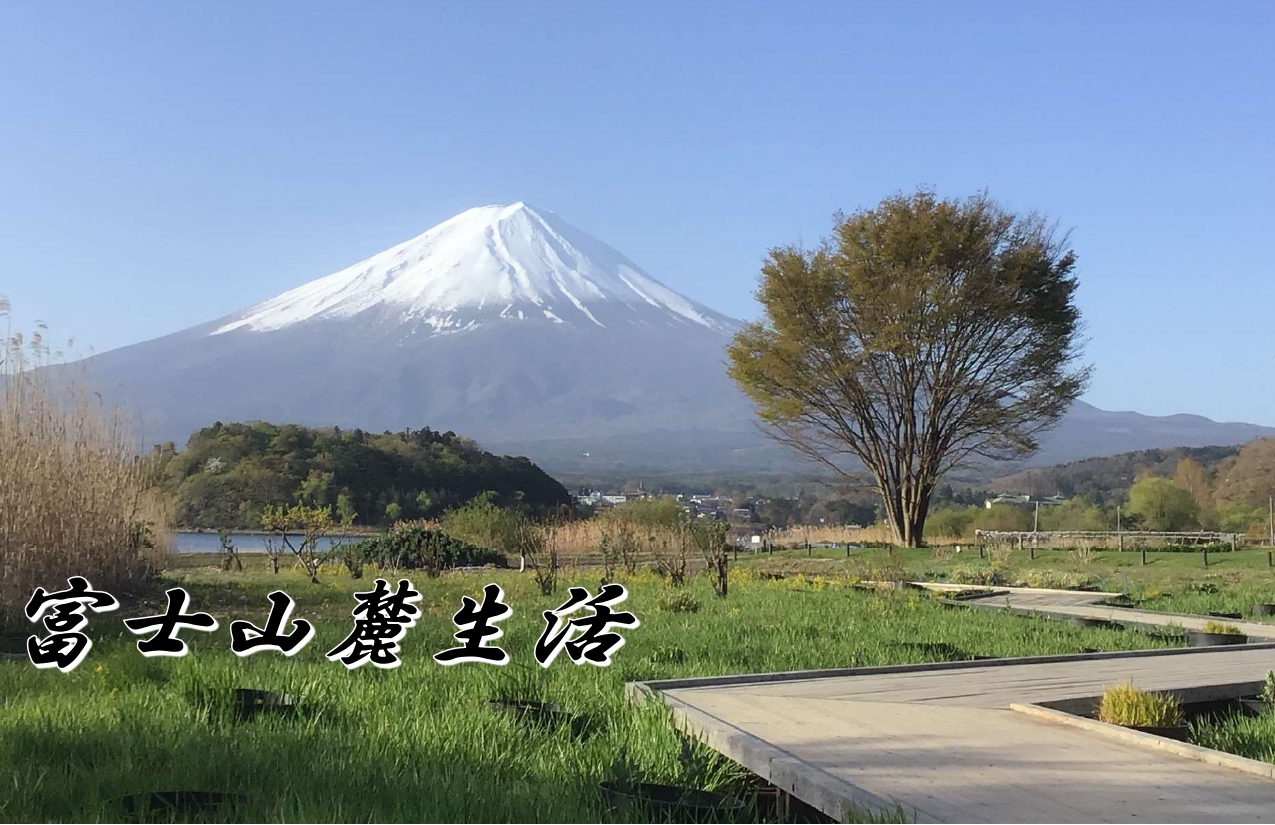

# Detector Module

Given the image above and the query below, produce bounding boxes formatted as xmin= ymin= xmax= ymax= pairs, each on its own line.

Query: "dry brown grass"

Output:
xmin=0 ymin=321 xmax=167 ymax=615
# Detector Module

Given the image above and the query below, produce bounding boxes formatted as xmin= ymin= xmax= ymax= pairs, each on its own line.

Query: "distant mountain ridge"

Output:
xmin=1021 ymin=401 xmax=1275 ymax=469
xmin=72 ymin=202 xmax=1275 ymax=474
xmin=985 ymin=443 xmax=1246 ymax=504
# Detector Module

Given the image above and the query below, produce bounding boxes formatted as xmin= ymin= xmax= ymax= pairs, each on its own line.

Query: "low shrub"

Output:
xmin=1262 ymin=671 xmax=1275 ymax=705
xmin=949 ymin=566 xmax=1003 ymax=586
xmin=1156 ymin=542 xmax=1235 ymax=554
xmin=1010 ymin=569 xmax=1097 ymax=591
xmin=1097 ymin=682 xmax=1183 ymax=727
xmin=655 ymin=590 xmax=701 ymax=614
xmin=1202 ymin=621 xmax=1244 ymax=635
xmin=350 ymin=524 xmax=505 ymax=576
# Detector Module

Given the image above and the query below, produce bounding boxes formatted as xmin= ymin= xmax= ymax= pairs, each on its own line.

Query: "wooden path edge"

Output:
xmin=1009 ymin=701 xmax=1275 ymax=781
xmin=644 ymin=690 xmax=933 ymax=823
xmin=627 ymin=642 xmax=1275 ymax=694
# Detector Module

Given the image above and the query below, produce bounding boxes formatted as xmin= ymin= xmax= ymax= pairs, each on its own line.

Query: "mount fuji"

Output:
xmin=80 ymin=202 xmax=1273 ymax=476
xmin=80 ymin=203 xmax=768 ymax=471
xmin=210 ymin=202 xmax=737 ymax=338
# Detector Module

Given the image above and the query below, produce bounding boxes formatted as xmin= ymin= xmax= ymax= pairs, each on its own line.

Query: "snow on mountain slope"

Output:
xmin=213 ymin=202 xmax=735 ymax=337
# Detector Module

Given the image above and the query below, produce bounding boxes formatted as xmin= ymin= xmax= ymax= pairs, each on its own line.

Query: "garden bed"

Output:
xmin=1014 ymin=679 xmax=1275 ymax=776
xmin=1102 ymin=583 xmax=1275 ymax=625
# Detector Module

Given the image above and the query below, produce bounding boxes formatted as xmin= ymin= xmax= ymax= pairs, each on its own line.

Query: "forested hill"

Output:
xmin=987 ymin=444 xmax=1243 ymax=505
xmin=152 ymin=422 xmax=572 ymax=529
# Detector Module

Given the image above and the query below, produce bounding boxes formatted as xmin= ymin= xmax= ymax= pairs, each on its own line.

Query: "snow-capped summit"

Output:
xmin=213 ymin=202 xmax=735 ymax=337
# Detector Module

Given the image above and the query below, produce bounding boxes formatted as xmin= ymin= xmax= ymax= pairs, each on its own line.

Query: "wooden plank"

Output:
xmin=643 ymin=591 xmax=1275 ymax=823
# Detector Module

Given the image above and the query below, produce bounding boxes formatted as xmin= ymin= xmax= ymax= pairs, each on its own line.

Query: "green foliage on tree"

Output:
xmin=926 ymin=506 xmax=979 ymax=539
xmin=335 ymin=492 xmax=357 ymax=526
xmin=1126 ymin=476 xmax=1199 ymax=532
xmin=260 ymin=502 xmax=342 ymax=582
xmin=438 ymin=493 xmax=528 ymax=552
xmin=973 ymin=504 xmax=1035 ymax=533
xmin=1215 ymin=438 xmax=1275 ymax=511
xmin=155 ymin=422 xmax=570 ymax=528
xmin=728 ymin=190 xmax=1088 ymax=546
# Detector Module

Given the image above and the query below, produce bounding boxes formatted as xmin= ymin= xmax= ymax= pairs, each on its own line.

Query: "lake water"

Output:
xmin=172 ymin=531 xmax=356 ymax=554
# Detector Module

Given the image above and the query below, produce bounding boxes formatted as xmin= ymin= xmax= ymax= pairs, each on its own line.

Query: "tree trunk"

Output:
xmin=880 ymin=482 xmax=931 ymax=547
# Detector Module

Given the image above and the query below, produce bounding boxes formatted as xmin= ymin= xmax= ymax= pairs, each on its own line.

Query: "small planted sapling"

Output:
xmin=260 ymin=503 xmax=341 ymax=583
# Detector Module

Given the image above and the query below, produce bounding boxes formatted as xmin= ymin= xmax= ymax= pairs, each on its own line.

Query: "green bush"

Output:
xmin=439 ymin=495 xmax=525 ymax=551
xmin=926 ymin=506 xmax=977 ymax=539
xmin=1202 ymin=621 xmax=1243 ymax=635
xmin=1262 ymin=671 xmax=1275 ymax=705
xmin=351 ymin=524 xmax=506 ymax=576
xmin=950 ymin=566 xmax=1003 ymax=586
xmin=1010 ymin=569 xmax=1097 ymax=591
xmin=655 ymin=590 xmax=701 ymax=614
xmin=1097 ymin=682 xmax=1183 ymax=727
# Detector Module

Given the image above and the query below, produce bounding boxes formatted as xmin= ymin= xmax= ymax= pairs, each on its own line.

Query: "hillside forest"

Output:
xmin=152 ymin=421 xmax=571 ymax=529
xmin=925 ymin=438 xmax=1275 ymax=539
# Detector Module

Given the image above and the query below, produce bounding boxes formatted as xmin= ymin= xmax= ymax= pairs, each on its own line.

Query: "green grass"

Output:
xmin=0 ymin=555 xmax=1178 ymax=822
xmin=1191 ymin=707 xmax=1275 ymax=763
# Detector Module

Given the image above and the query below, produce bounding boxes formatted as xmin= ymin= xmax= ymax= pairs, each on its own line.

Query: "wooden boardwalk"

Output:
xmin=921 ymin=583 xmax=1275 ymax=640
xmin=639 ymin=592 xmax=1275 ymax=822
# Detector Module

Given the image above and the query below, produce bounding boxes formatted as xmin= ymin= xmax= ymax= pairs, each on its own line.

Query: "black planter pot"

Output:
xmin=189 ymin=687 xmax=302 ymax=721
xmin=1239 ymin=698 xmax=1270 ymax=716
xmin=895 ymin=642 xmax=972 ymax=662
xmin=233 ymin=688 xmax=298 ymax=721
xmin=1208 ymin=611 xmax=1244 ymax=620
xmin=599 ymin=781 xmax=742 ymax=820
xmin=1070 ymin=617 xmax=1123 ymax=631
xmin=118 ymin=791 xmax=248 ymax=816
xmin=488 ymin=699 xmax=595 ymax=738
xmin=1253 ymin=604 xmax=1275 ymax=617
xmin=1187 ymin=630 xmax=1248 ymax=647
xmin=1126 ymin=724 xmax=1189 ymax=741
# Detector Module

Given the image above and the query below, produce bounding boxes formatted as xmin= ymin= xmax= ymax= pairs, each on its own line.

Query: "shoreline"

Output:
xmin=172 ymin=527 xmax=380 ymax=537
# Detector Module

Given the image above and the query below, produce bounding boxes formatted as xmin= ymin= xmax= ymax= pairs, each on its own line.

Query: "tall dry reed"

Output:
xmin=0 ymin=315 xmax=167 ymax=616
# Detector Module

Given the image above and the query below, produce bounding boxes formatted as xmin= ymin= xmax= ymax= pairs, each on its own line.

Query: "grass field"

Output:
xmin=737 ymin=543 xmax=1275 ymax=596
xmin=0 ymin=554 xmax=1178 ymax=822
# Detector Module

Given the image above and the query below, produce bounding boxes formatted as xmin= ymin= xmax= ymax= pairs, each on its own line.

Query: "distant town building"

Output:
xmin=984 ymin=493 xmax=1067 ymax=509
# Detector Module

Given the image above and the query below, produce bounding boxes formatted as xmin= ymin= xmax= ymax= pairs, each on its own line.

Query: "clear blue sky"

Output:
xmin=1 ymin=1 xmax=1271 ymax=424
